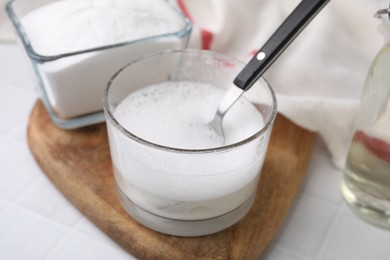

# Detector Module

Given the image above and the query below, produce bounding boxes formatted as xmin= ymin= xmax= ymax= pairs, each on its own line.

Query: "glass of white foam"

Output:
xmin=6 ymin=0 xmax=191 ymax=128
xmin=103 ymin=49 xmax=277 ymax=236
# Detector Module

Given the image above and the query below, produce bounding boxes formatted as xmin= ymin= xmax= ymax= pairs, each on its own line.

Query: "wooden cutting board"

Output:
xmin=27 ymin=100 xmax=315 ymax=259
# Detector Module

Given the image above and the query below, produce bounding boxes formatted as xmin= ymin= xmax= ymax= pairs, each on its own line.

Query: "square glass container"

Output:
xmin=6 ymin=0 xmax=192 ymax=128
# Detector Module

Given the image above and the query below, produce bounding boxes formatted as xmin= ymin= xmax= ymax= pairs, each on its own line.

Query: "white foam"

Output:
xmin=114 ymin=81 xmax=264 ymax=149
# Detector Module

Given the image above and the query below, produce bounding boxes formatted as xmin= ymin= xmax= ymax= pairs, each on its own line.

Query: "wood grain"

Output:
xmin=27 ymin=100 xmax=315 ymax=259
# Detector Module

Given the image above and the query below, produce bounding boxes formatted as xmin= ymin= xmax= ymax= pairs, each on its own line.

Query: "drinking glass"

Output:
xmin=103 ymin=49 xmax=277 ymax=236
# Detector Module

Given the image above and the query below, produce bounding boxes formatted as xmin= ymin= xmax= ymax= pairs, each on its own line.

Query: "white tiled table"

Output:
xmin=1 ymin=42 xmax=390 ymax=260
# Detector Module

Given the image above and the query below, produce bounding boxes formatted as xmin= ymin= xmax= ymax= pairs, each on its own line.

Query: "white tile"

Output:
xmin=0 ymin=200 xmax=7 ymax=214
xmin=18 ymin=176 xmax=82 ymax=228
xmin=0 ymin=85 xmax=36 ymax=134
xmin=48 ymin=233 xmax=133 ymax=260
xmin=261 ymin=245 xmax=309 ymax=260
xmin=321 ymin=214 xmax=390 ymax=260
xmin=0 ymin=99 xmax=23 ymax=135
xmin=301 ymin=137 xmax=344 ymax=205
xmin=8 ymin=116 xmax=29 ymax=144
xmin=272 ymin=193 xmax=338 ymax=258
xmin=0 ymin=207 xmax=65 ymax=260
xmin=0 ymin=139 xmax=40 ymax=200
xmin=3 ymin=60 xmax=37 ymax=94
xmin=0 ymin=44 xmax=21 ymax=77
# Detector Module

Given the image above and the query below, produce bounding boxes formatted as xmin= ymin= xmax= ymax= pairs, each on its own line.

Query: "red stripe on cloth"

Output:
xmin=354 ymin=130 xmax=390 ymax=163
xmin=201 ymin=29 xmax=213 ymax=50
xmin=249 ymin=49 xmax=258 ymax=56
xmin=177 ymin=0 xmax=193 ymax=21
xmin=177 ymin=0 xmax=214 ymax=50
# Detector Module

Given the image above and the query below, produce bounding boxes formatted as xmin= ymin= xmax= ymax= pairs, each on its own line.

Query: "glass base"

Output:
xmin=116 ymin=185 xmax=255 ymax=237
xmin=341 ymin=180 xmax=390 ymax=229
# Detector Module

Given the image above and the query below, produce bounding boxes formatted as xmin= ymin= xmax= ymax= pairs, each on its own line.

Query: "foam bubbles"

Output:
xmin=114 ymin=80 xmax=264 ymax=149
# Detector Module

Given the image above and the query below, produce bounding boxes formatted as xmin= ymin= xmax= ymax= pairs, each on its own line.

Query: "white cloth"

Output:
xmin=0 ymin=0 xmax=16 ymax=42
xmin=179 ymin=0 xmax=386 ymax=168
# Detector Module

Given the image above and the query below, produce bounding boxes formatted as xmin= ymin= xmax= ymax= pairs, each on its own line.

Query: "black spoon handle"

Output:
xmin=233 ymin=0 xmax=331 ymax=90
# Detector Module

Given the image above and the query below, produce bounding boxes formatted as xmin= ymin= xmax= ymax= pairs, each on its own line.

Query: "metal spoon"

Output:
xmin=209 ymin=0 xmax=331 ymax=139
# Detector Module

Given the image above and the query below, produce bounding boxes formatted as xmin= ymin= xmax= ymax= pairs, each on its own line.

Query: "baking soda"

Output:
xmin=109 ymin=81 xmax=268 ymax=220
xmin=21 ymin=0 xmax=187 ymax=119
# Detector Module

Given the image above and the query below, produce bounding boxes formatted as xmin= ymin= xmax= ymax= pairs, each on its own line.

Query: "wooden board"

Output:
xmin=27 ymin=100 xmax=315 ymax=259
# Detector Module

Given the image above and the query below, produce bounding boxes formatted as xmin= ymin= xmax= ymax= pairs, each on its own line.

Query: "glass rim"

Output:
xmin=6 ymin=0 xmax=192 ymax=62
xmin=103 ymin=49 xmax=278 ymax=154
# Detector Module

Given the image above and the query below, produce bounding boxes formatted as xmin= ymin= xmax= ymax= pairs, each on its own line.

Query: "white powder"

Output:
xmin=109 ymin=81 xmax=269 ymax=219
xmin=21 ymin=0 xmax=187 ymax=119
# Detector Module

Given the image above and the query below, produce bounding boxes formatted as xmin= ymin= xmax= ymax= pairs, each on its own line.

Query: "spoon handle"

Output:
xmin=234 ymin=0 xmax=330 ymax=90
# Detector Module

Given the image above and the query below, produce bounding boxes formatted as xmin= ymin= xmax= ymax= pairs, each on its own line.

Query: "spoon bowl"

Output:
xmin=209 ymin=86 xmax=244 ymax=139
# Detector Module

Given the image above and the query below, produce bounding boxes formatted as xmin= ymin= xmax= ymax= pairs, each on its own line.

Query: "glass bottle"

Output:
xmin=341 ymin=7 xmax=390 ymax=228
